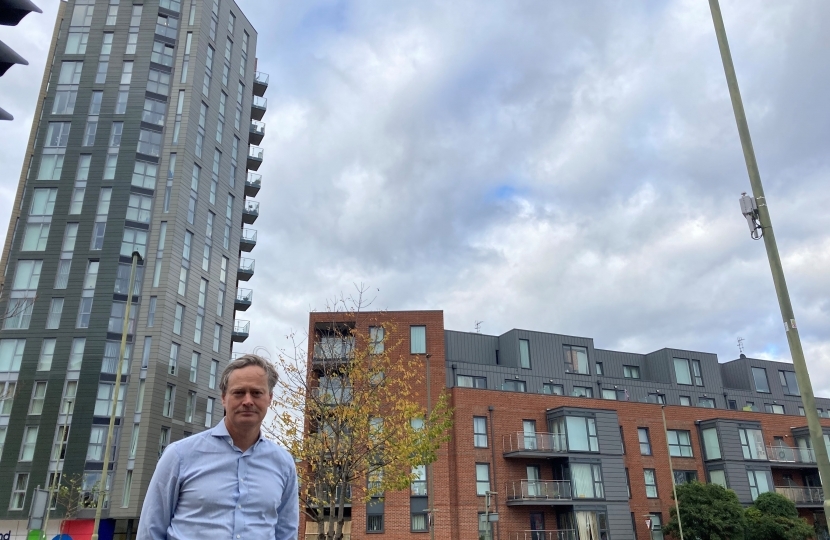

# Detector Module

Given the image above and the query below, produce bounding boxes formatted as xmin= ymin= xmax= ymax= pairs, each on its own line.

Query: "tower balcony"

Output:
xmin=251 ymin=95 xmax=267 ymax=121
xmin=249 ymin=120 xmax=265 ymax=145
xmin=245 ymin=172 xmax=261 ymax=197
xmin=774 ymin=486 xmax=824 ymax=507
xmin=242 ymin=200 xmax=259 ymax=225
xmin=253 ymin=71 xmax=269 ymax=97
xmin=247 ymin=145 xmax=263 ymax=171
xmin=232 ymin=320 xmax=250 ymax=342
xmin=240 ymin=228 xmax=257 ymax=252
xmin=237 ymin=258 xmax=254 ymax=281
xmin=505 ymin=480 xmax=573 ymax=505
xmin=234 ymin=288 xmax=252 ymax=311
xmin=503 ymin=432 xmax=568 ymax=458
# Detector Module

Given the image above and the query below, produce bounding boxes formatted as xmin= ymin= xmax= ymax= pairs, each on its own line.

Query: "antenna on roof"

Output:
xmin=737 ymin=337 xmax=745 ymax=355
xmin=475 ymin=321 xmax=483 ymax=333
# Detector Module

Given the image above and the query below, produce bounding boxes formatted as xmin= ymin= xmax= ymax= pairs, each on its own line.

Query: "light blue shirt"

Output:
xmin=137 ymin=419 xmax=298 ymax=540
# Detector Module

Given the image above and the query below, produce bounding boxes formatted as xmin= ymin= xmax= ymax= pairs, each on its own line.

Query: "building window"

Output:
xmin=168 ymin=343 xmax=179 ymax=375
xmin=600 ymin=389 xmax=618 ymax=400
xmin=644 ymin=469 xmax=658 ymax=498
xmin=411 ymin=512 xmax=428 ymax=532
xmin=476 ymin=463 xmax=490 ymax=495
xmin=752 ymin=367 xmax=770 ymax=393
xmin=213 ymin=324 xmax=222 ymax=352
xmin=739 ymin=428 xmax=767 ymax=460
xmin=625 ymin=468 xmax=631 ymax=498
xmin=190 ymin=352 xmax=200 ymax=383
xmin=410 ymin=465 xmax=426 ymax=496
xmin=367 ymin=514 xmax=383 ymax=533
xmin=779 ymin=371 xmax=800 ymax=395
xmin=678 ymin=395 xmax=691 ymax=406
xmin=638 ymin=428 xmax=652 ymax=455
xmin=0 ymin=339 xmax=26 ymax=372
xmin=519 ymin=339 xmax=531 ymax=369
xmin=87 ymin=426 xmax=107 ymax=461
xmin=799 ymin=406 xmax=806 ymax=416
xmin=673 ymin=470 xmax=698 ymax=485
xmin=456 ymin=375 xmax=486 ymax=388
xmin=623 ymin=365 xmax=641 ymax=379
xmin=595 ymin=362 xmax=603 ymax=375
xmin=764 ymin=403 xmax=785 ymax=414
xmin=10 ymin=473 xmax=28 ymax=510
xmin=698 ymin=397 xmax=715 ymax=408
xmin=410 ymin=326 xmax=426 ymax=354
xmin=28 ymin=382 xmax=47 ymax=415
xmin=473 ymin=417 xmax=487 ymax=448
xmin=650 ymin=514 xmax=664 ymax=540
xmin=94 ymin=383 xmax=125 ymax=416
xmin=159 ymin=427 xmax=170 ymax=457
xmin=163 ymin=385 xmax=175 ymax=417
xmin=151 ymin=41 xmax=175 ymax=66
xmin=550 ymin=416 xmax=599 ymax=452
xmin=708 ymin=469 xmax=727 ymax=487
xmin=667 ymin=430 xmax=693 ymax=457
xmin=563 ymin=345 xmax=589 ymax=374
xmin=571 ymin=463 xmax=604 ymax=499
xmin=542 ymin=383 xmax=563 ymax=395
xmin=747 ymin=470 xmax=772 ymax=500
xmin=368 ymin=326 xmax=384 ymax=354
xmin=186 ymin=391 xmax=196 ymax=423
xmin=45 ymin=298 xmax=64 ymax=329
xmin=20 ymin=426 xmax=38 ymax=461
xmin=503 ymin=380 xmax=526 ymax=392
xmin=37 ymin=339 xmax=55 ymax=371
xmin=173 ymin=304 xmax=184 ymax=335
xmin=571 ymin=386 xmax=592 ymax=398
xmin=701 ymin=427 xmax=721 ymax=460
xmin=209 ymin=360 xmax=218 ymax=389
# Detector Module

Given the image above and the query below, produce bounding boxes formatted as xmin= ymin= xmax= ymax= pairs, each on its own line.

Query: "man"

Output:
xmin=138 ymin=354 xmax=298 ymax=539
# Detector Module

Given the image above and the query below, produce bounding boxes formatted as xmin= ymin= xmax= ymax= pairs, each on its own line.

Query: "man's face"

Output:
xmin=221 ymin=365 xmax=272 ymax=433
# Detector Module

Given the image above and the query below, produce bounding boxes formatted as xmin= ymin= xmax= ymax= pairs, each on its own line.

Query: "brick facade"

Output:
xmin=304 ymin=310 xmax=830 ymax=540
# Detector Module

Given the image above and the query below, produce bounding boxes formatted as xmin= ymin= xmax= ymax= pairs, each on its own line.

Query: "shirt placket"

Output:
xmin=233 ymin=448 xmax=249 ymax=538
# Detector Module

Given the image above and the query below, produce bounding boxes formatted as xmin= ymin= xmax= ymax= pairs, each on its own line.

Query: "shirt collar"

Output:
xmin=210 ymin=418 xmax=266 ymax=450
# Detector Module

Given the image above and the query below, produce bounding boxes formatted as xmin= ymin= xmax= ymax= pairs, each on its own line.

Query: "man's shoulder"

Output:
xmin=167 ymin=426 xmax=222 ymax=455
xmin=259 ymin=439 xmax=296 ymax=466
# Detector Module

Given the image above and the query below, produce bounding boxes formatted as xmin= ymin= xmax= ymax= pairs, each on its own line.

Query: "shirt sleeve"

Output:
xmin=275 ymin=452 xmax=299 ymax=540
xmin=137 ymin=444 xmax=182 ymax=540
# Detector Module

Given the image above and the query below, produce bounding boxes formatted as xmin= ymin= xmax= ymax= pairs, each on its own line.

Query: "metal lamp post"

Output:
xmin=708 ymin=0 xmax=830 ymax=517
xmin=92 ymin=251 xmax=142 ymax=540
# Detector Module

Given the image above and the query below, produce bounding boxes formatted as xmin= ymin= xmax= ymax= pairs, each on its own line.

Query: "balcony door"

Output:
xmin=527 ymin=465 xmax=541 ymax=497
xmin=524 ymin=420 xmax=537 ymax=450
xmin=529 ymin=512 xmax=545 ymax=540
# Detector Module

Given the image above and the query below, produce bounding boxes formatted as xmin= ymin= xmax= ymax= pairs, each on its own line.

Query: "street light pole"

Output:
xmin=41 ymin=398 xmax=72 ymax=540
xmin=92 ymin=251 xmax=142 ymax=540
xmin=708 ymin=0 xmax=830 ymax=518
xmin=661 ymin=406 xmax=684 ymax=540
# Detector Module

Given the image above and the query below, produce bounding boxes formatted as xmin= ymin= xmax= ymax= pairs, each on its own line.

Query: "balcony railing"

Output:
xmin=232 ymin=320 xmax=250 ymax=342
xmin=313 ymin=337 xmax=355 ymax=361
xmin=506 ymin=480 xmax=572 ymax=502
xmin=242 ymin=199 xmax=259 ymax=224
xmin=235 ymin=288 xmax=252 ymax=311
xmin=767 ymin=445 xmax=816 ymax=464
xmin=237 ymin=258 xmax=255 ymax=281
xmin=247 ymin=145 xmax=264 ymax=171
xmin=249 ymin=119 xmax=265 ymax=145
xmin=775 ymin=486 xmax=824 ymax=505
xmin=251 ymin=95 xmax=267 ymax=120
xmin=513 ymin=531 xmax=578 ymax=540
xmin=503 ymin=432 xmax=568 ymax=454
xmin=245 ymin=172 xmax=262 ymax=197
xmin=240 ymin=228 xmax=257 ymax=252
xmin=253 ymin=71 xmax=269 ymax=97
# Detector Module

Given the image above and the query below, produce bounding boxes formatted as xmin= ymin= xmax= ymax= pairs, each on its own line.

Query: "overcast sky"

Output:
xmin=2 ymin=1 xmax=830 ymax=393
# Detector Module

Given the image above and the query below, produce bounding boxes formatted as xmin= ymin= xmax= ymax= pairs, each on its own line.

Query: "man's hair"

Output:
xmin=219 ymin=354 xmax=278 ymax=396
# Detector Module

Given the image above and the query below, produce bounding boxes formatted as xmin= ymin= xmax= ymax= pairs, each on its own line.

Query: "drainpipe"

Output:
xmin=488 ymin=406 xmax=500 ymax=540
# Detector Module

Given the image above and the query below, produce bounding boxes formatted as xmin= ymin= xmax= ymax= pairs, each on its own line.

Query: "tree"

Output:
xmin=744 ymin=492 xmax=813 ymax=540
xmin=268 ymin=290 xmax=453 ymax=540
xmin=663 ymin=481 xmax=746 ymax=540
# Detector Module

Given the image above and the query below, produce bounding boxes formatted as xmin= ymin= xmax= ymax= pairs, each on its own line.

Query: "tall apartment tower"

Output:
xmin=0 ymin=0 xmax=266 ymax=537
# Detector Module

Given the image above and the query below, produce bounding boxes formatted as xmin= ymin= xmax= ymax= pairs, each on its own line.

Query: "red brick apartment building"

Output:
xmin=304 ymin=310 xmax=830 ymax=540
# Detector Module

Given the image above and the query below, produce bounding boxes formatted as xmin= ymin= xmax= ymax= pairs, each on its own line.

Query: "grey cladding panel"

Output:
xmin=599 ymin=456 xmax=629 ymax=501
xmin=606 ymin=503 xmax=636 ymax=540
xmin=723 ymin=461 xmax=753 ymax=504
xmin=716 ymin=420 xmax=747 ymax=461
xmin=721 ymin=359 xmax=750 ymax=390
xmin=594 ymin=410 xmax=623 ymax=456
xmin=445 ymin=330 xmax=498 ymax=365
